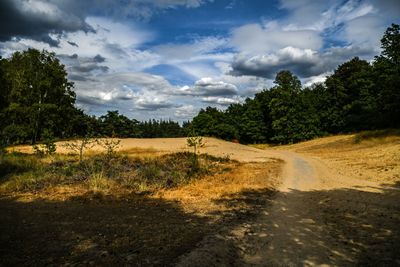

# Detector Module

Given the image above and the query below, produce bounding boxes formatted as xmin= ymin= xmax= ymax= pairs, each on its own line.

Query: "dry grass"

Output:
xmin=156 ymin=160 xmax=283 ymax=217
xmin=120 ymin=147 xmax=164 ymax=158
xmin=0 ymin=138 xmax=285 ymax=266
xmin=273 ymin=131 xmax=400 ymax=184
xmin=87 ymin=172 xmax=113 ymax=193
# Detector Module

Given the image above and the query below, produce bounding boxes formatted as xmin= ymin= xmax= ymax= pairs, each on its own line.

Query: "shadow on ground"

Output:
xmin=189 ymin=182 xmax=400 ymax=266
xmin=0 ymin=194 xmax=214 ymax=266
xmin=1 ymin=182 xmax=399 ymax=266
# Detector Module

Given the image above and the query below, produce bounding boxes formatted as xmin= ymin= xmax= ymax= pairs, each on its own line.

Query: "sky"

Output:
xmin=1 ymin=0 xmax=399 ymax=122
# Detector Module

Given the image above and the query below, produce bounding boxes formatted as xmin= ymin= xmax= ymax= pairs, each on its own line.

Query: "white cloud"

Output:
xmin=174 ymin=105 xmax=198 ymax=118
xmin=277 ymin=0 xmax=398 ymax=50
xmin=2 ymin=0 xmax=398 ymax=121
xmin=178 ymin=77 xmax=238 ymax=96
xmin=73 ymin=72 xmax=175 ymax=105
xmin=277 ymin=0 xmax=377 ymax=31
xmin=303 ymin=73 xmax=330 ymax=87
xmin=134 ymin=96 xmax=177 ymax=110
xmin=201 ymin=96 xmax=241 ymax=105
xmin=230 ymin=45 xmax=376 ymax=79
xmin=230 ymin=23 xmax=323 ymax=55
xmin=342 ymin=15 xmax=385 ymax=47
xmin=153 ymin=37 xmax=228 ymax=61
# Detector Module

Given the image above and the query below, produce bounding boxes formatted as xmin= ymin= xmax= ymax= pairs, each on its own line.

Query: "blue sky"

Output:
xmin=0 ymin=0 xmax=399 ymax=121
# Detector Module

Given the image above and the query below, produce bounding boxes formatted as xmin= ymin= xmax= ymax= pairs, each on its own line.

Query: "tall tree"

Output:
xmin=373 ymin=23 xmax=400 ymax=127
xmin=325 ymin=57 xmax=375 ymax=131
xmin=269 ymin=71 xmax=302 ymax=143
xmin=1 ymin=49 xmax=76 ymax=144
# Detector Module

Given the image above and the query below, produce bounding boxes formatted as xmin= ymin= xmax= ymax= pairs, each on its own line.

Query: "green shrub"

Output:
xmin=32 ymin=129 xmax=57 ymax=156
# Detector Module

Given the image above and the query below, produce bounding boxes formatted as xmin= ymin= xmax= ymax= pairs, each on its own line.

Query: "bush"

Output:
xmin=32 ymin=129 xmax=57 ymax=156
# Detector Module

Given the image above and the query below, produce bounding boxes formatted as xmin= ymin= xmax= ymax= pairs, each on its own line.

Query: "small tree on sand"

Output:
xmin=63 ymin=136 xmax=97 ymax=163
xmin=97 ymin=138 xmax=121 ymax=160
xmin=186 ymin=131 xmax=205 ymax=171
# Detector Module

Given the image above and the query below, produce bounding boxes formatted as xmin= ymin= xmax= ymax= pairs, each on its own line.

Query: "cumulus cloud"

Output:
xmin=174 ymin=105 xmax=198 ymax=118
xmin=72 ymin=71 xmax=174 ymax=106
xmin=201 ymin=96 xmax=241 ymax=105
xmin=57 ymin=54 xmax=110 ymax=81
xmin=230 ymin=23 xmax=322 ymax=55
xmin=134 ymin=97 xmax=177 ymax=110
xmin=0 ymin=0 xmax=93 ymax=46
xmin=303 ymin=73 xmax=330 ymax=87
xmin=229 ymin=45 xmax=376 ymax=79
xmin=1 ymin=0 xmax=397 ymax=121
xmin=69 ymin=70 xmax=193 ymax=119
xmin=0 ymin=0 xmax=212 ymax=46
xmin=178 ymin=77 xmax=238 ymax=96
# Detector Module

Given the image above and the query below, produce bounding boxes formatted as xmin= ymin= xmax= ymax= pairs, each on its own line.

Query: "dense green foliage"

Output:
xmin=0 ymin=24 xmax=399 ymax=145
xmin=189 ymin=24 xmax=400 ymax=143
xmin=0 ymin=49 xmax=77 ymax=144
xmin=0 ymin=49 xmax=185 ymax=144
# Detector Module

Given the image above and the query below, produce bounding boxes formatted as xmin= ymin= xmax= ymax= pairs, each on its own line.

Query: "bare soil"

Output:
xmin=0 ymin=138 xmax=283 ymax=266
xmin=177 ymin=135 xmax=400 ymax=266
xmin=3 ymin=136 xmax=400 ymax=266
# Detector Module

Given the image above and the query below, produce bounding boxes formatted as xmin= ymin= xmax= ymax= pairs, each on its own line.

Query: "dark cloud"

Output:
xmin=93 ymin=54 xmax=106 ymax=63
xmin=135 ymin=101 xmax=176 ymax=110
xmin=67 ymin=41 xmax=79 ymax=47
xmin=71 ymin=64 xmax=109 ymax=73
xmin=58 ymin=53 xmax=109 ymax=80
xmin=0 ymin=0 xmax=93 ymax=46
xmin=69 ymin=54 xmax=78 ymax=59
xmin=0 ymin=0 xmax=212 ymax=46
xmin=76 ymin=95 xmax=103 ymax=106
xmin=229 ymin=46 xmax=376 ymax=79
xmin=117 ymin=95 xmax=135 ymax=101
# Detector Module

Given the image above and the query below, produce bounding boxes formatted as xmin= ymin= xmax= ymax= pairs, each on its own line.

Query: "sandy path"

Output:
xmin=177 ymin=141 xmax=400 ymax=266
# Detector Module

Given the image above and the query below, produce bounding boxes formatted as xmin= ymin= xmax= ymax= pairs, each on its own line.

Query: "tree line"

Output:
xmin=0 ymin=49 xmax=185 ymax=145
xmin=0 ymin=24 xmax=399 ymax=146
xmin=188 ymin=24 xmax=400 ymax=144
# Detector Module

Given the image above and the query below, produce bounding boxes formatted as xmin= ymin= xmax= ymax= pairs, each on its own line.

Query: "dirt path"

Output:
xmin=177 ymin=149 xmax=400 ymax=266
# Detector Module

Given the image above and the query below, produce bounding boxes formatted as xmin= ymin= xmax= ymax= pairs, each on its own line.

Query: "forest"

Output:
xmin=0 ymin=24 xmax=399 ymax=146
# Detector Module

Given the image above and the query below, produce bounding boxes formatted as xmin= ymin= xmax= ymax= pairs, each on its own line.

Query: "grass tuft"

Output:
xmin=87 ymin=172 xmax=112 ymax=193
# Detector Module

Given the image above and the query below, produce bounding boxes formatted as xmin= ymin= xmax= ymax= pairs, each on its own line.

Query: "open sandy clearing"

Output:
xmin=11 ymin=137 xmax=282 ymax=163
xmin=1 ymin=138 xmax=283 ymax=266
xmin=176 ymin=137 xmax=400 ymax=266
xmin=5 ymin=137 xmax=400 ymax=266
